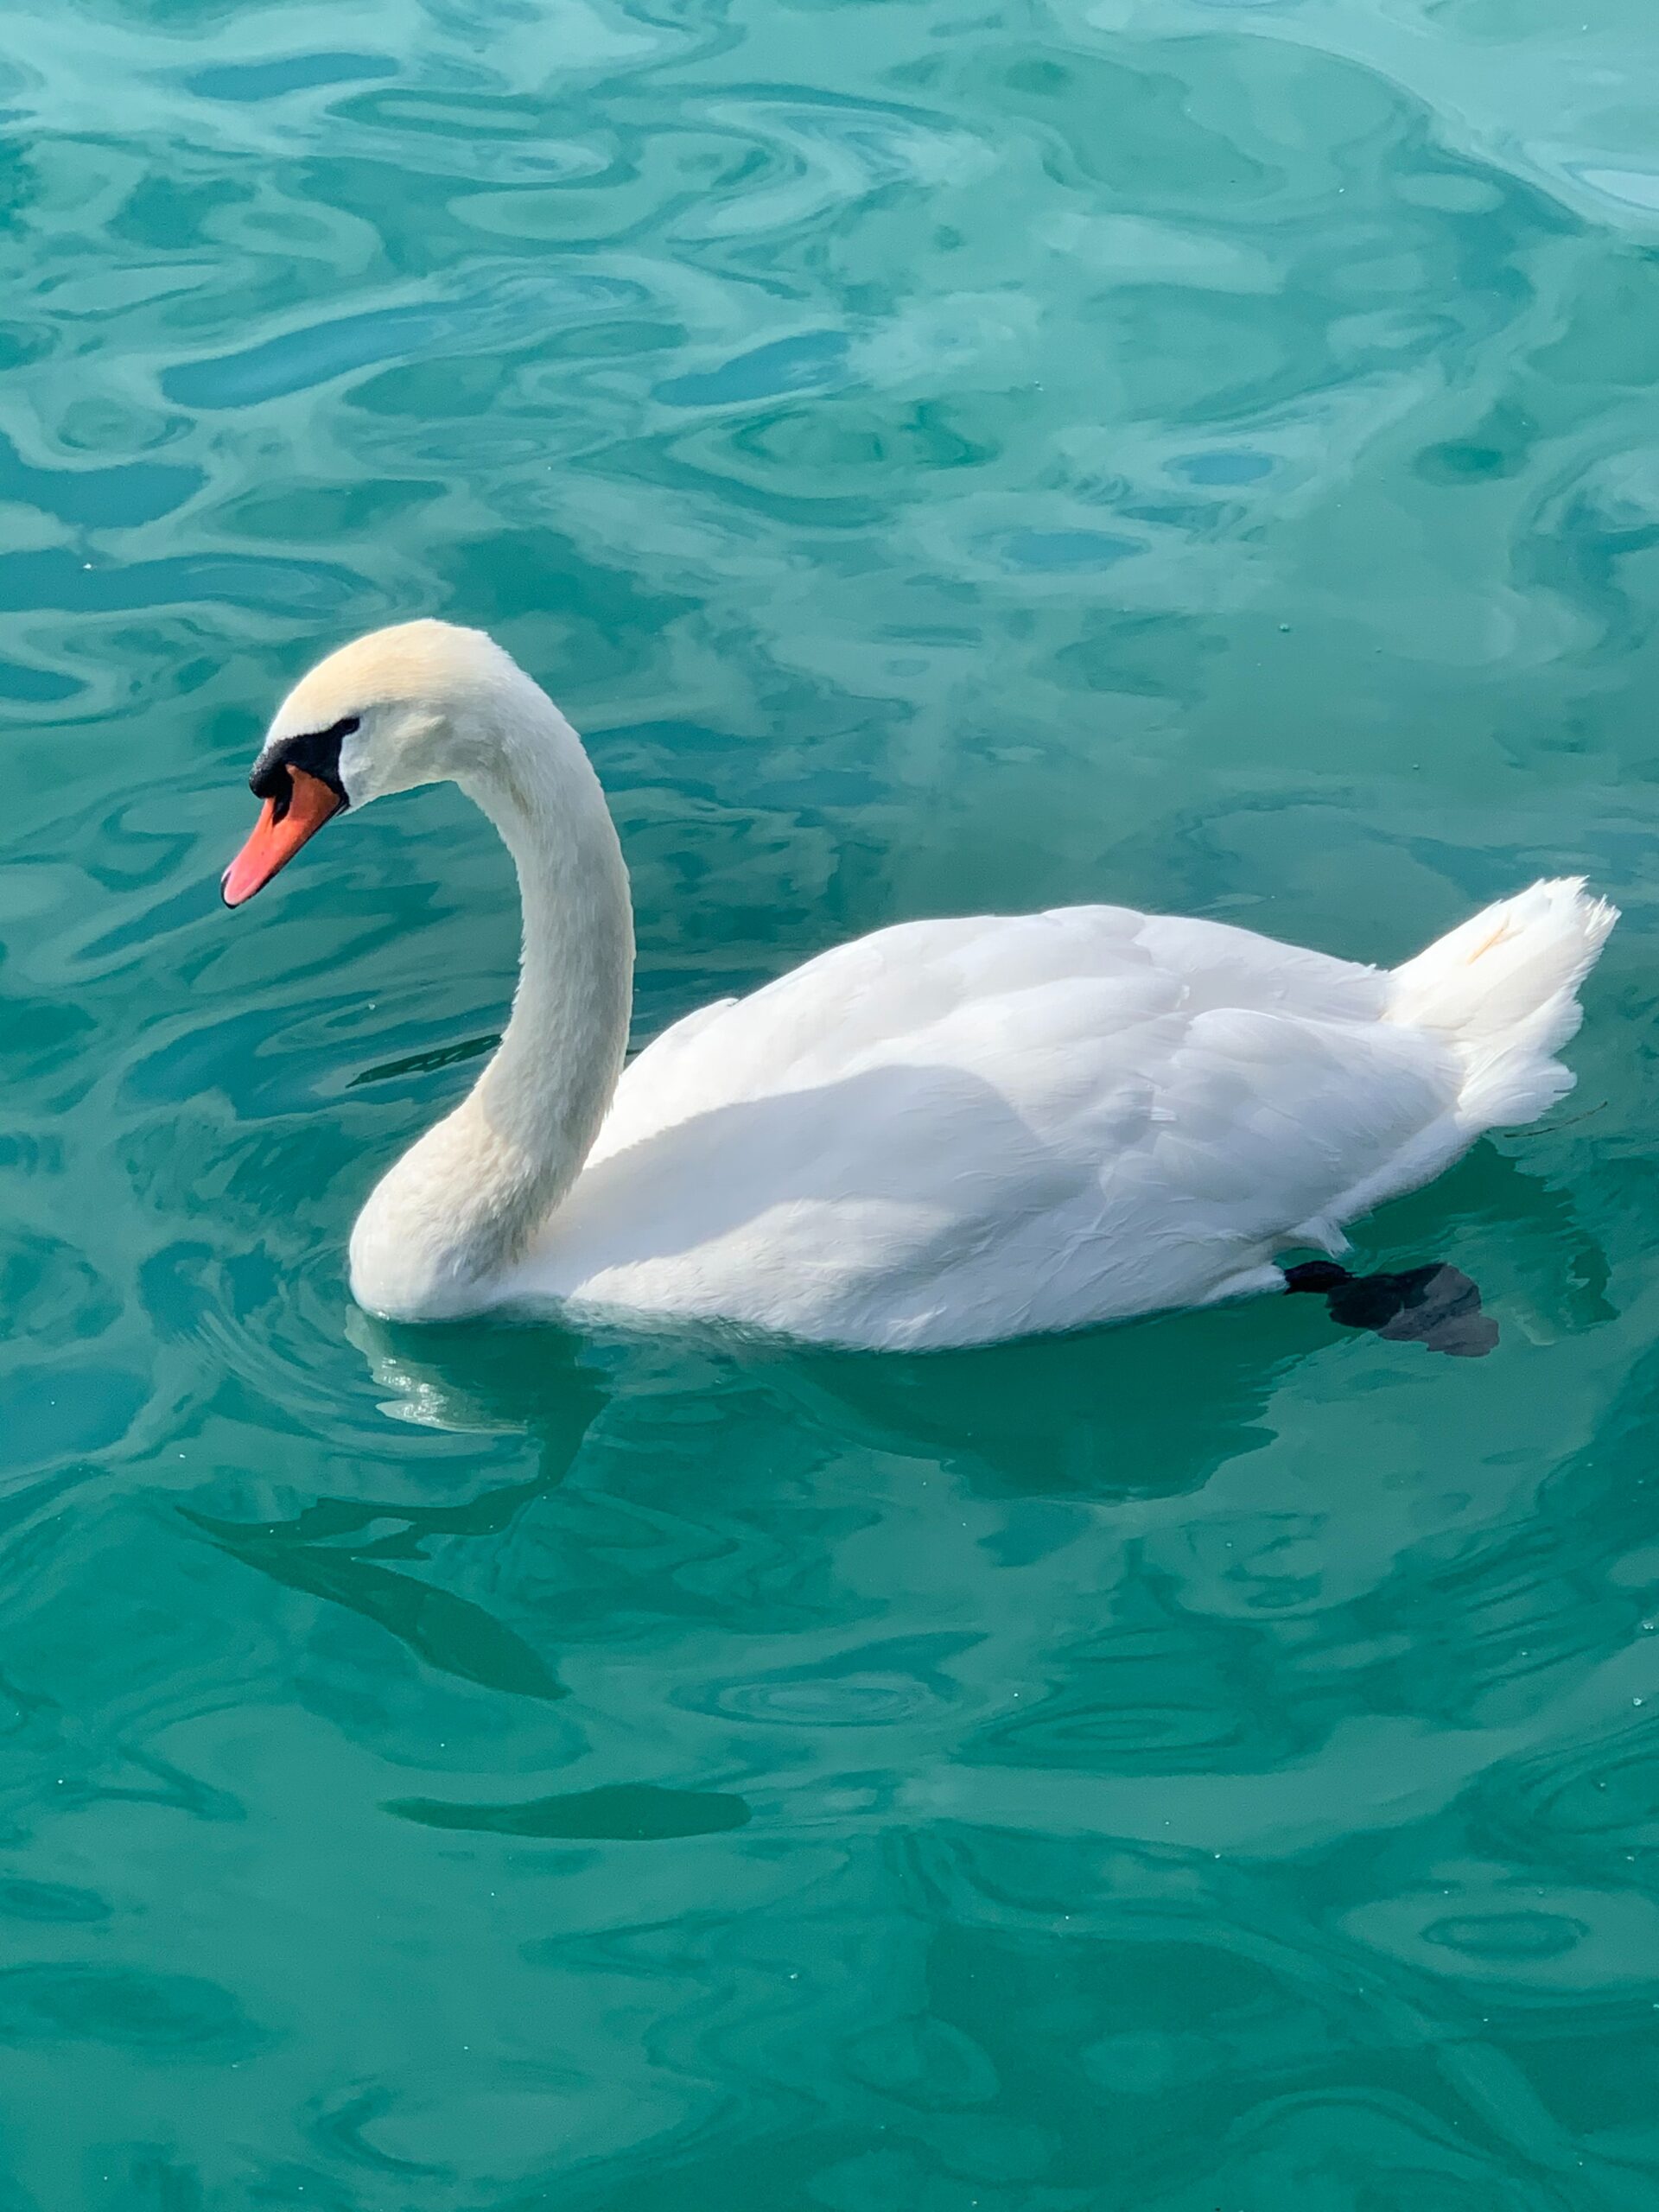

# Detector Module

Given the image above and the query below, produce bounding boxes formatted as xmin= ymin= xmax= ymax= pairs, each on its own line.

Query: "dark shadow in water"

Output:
xmin=182 ymin=1505 xmax=566 ymax=1703
xmin=386 ymin=1782 xmax=752 ymax=1840
xmin=347 ymin=1031 xmax=498 ymax=1087
xmin=181 ymin=1324 xmax=612 ymax=1702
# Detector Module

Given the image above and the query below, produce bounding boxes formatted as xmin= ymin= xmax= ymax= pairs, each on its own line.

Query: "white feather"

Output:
xmin=522 ymin=906 xmax=1532 ymax=1346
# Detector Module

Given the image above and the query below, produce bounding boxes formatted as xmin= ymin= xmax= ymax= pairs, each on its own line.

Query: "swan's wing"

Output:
xmin=595 ymin=906 xmax=1386 ymax=1147
xmin=1131 ymin=910 xmax=1387 ymax=1021
xmin=544 ymin=907 xmax=1458 ymax=1344
xmin=592 ymin=996 xmax=737 ymax=1163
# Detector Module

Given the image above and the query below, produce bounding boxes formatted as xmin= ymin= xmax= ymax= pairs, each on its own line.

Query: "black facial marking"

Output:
xmin=251 ymin=715 xmax=358 ymax=817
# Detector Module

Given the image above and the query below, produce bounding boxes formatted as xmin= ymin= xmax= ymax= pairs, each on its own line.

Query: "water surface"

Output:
xmin=3 ymin=0 xmax=1659 ymax=2204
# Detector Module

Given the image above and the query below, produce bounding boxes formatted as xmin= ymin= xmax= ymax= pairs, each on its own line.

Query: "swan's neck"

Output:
xmin=349 ymin=688 xmax=634 ymax=1319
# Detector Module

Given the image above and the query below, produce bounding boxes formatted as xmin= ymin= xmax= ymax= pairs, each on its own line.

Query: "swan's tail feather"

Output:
xmin=1386 ymin=877 xmax=1617 ymax=1130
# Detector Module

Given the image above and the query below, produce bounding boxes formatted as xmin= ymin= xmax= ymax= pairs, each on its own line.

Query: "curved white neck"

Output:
xmin=348 ymin=685 xmax=634 ymax=1320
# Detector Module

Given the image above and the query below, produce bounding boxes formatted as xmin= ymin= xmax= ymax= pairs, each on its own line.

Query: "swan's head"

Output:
xmin=222 ymin=619 xmax=529 ymax=906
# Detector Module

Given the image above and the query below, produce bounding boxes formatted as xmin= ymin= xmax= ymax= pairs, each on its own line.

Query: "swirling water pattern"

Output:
xmin=3 ymin=0 xmax=1659 ymax=2202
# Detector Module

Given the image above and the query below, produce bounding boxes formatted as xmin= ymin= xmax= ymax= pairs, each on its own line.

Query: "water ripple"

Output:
xmin=0 ymin=0 xmax=1656 ymax=2202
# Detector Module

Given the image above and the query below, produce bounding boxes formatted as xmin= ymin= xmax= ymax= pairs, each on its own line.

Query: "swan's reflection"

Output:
xmin=347 ymin=1290 xmax=1295 ymax=1503
xmin=216 ymin=1296 xmax=1292 ymax=1836
xmin=183 ymin=1129 xmax=1617 ymax=1852
xmin=172 ymin=1294 xmax=1309 ymax=1833
xmin=190 ymin=1119 xmax=1616 ymax=1739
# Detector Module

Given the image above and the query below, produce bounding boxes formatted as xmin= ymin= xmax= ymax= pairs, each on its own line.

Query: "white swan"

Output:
xmin=222 ymin=620 xmax=1616 ymax=1349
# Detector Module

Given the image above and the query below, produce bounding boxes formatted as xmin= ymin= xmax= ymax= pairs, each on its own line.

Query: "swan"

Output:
xmin=221 ymin=620 xmax=1616 ymax=1350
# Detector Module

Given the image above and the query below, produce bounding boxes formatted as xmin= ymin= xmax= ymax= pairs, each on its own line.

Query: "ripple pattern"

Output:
xmin=0 ymin=0 xmax=1657 ymax=2206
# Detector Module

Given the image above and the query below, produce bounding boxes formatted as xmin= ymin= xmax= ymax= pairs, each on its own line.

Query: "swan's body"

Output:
xmin=227 ymin=622 xmax=1616 ymax=1350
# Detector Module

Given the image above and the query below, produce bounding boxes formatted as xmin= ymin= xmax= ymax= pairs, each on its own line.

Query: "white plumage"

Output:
xmin=229 ymin=623 xmax=1617 ymax=1349
xmin=524 ymin=887 xmax=1613 ymax=1346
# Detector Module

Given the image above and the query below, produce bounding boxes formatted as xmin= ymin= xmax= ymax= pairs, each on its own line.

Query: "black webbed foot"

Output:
xmin=1284 ymin=1260 xmax=1497 ymax=1358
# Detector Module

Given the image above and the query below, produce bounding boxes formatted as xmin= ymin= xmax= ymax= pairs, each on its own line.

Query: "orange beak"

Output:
xmin=221 ymin=766 xmax=344 ymax=908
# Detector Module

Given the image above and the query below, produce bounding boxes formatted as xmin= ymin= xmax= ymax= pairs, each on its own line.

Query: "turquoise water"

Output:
xmin=4 ymin=0 xmax=1659 ymax=2201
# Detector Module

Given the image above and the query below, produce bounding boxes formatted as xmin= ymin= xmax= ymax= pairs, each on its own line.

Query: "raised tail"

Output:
xmin=1386 ymin=877 xmax=1617 ymax=1130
